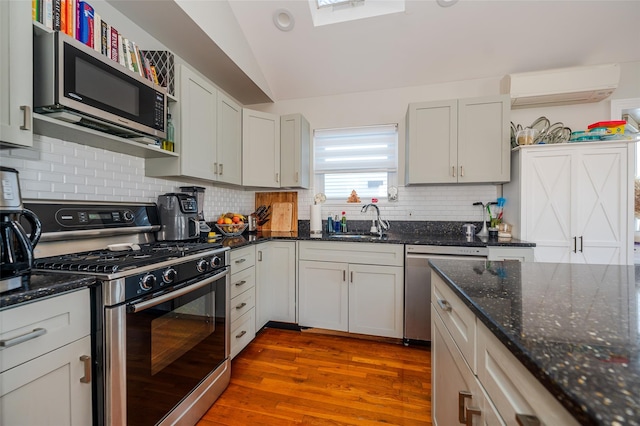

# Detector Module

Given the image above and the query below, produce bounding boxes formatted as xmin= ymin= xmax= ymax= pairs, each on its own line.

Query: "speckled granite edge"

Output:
xmin=429 ymin=262 xmax=599 ymax=426
xmin=1 ymin=274 xmax=95 ymax=310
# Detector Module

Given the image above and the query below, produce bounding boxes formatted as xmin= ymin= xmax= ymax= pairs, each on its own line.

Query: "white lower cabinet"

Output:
xmin=229 ymin=245 xmax=256 ymax=359
xmin=0 ymin=289 xmax=92 ymax=425
xmin=255 ymin=241 xmax=297 ymax=330
xmin=298 ymin=241 xmax=404 ymax=339
xmin=432 ymin=305 xmax=503 ymax=426
xmin=432 ymin=272 xmax=579 ymax=426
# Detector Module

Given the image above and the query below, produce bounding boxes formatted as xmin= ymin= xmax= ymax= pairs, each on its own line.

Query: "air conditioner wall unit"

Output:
xmin=501 ymin=63 xmax=620 ymax=108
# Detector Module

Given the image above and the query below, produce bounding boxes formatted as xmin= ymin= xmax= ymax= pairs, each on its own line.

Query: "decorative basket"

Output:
xmin=215 ymin=223 xmax=248 ymax=237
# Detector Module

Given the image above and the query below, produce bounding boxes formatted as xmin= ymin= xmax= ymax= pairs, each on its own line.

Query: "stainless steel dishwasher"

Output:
xmin=404 ymin=245 xmax=488 ymax=344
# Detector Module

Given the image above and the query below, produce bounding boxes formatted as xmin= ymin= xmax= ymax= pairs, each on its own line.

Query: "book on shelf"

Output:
xmin=93 ymin=12 xmax=101 ymax=53
xmin=110 ymin=27 xmax=119 ymax=63
xmin=44 ymin=0 xmax=53 ymax=29
xmin=60 ymin=0 xmax=67 ymax=34
xmin=77 ymin=1 xmax=94 ymax=48
xmin=100 ymin=19 xmax=108 ymax=56
xmin=66 ymin=0 xmax=75 ymax=36
xmin=124 ymin=38 xmax=136 ymax=73
xmin=133 ymin=42 xmax=146 ymax=78
xmin=52 ymin=0 xmax=61 ymax=31
xmin=119 ymin=35 xmax=128 ymax=68
xmin=32 ymin=0 xmax=38 ymax=22
xmin=149 ymin=64 xmax=160 ymax=85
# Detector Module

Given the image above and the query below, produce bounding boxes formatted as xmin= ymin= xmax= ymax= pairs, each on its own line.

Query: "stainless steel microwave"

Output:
xmin=34 ymin=31 xmax=166 ymax=140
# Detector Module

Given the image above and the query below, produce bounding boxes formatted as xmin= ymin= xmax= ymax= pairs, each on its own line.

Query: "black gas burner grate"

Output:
xmin=34 ymin=242 xmax=222 ymax=273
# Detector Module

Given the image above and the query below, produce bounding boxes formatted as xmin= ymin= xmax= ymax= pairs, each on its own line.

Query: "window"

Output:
xmin=314 ymin=124 xmax=398 ymax=201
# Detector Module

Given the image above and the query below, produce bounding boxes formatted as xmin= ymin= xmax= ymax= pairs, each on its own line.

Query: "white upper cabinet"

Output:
xmin=216 ymin=91 xmax=243 ymax=185
xmin=280 ymin=114 xmax=310 ymax=189
xmin=242 ymin=110 xmax=311 ymax=189
xmin=242 ymin=109 xmax=280 ymax=188
xmin=406 ymin=95 xmax=510 ymax=184
xmin=0 ymin=1 xmax=33 ymax=147
xmin=147 ymin=65 xmax=242 ymax=183
xmin=504 ymin=142 xmax=633 ymax=265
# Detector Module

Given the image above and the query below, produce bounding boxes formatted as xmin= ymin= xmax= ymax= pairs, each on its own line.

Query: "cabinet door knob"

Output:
xmin=458 ymin=390 xmax=472 ymax=423
xmin=516 ymin=413 xmax=541 ymax=426
xmin=80 ymin=355 xmax=91 ymax=383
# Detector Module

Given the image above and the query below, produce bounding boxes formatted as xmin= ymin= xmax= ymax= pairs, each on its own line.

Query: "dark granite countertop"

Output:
xmin=219 ymin=229 xmax=535 ymax=249
xmin=0 ymin=273 xmax=95 ymax=310
xmin=429 ymin=259 xmax=639 ymax=426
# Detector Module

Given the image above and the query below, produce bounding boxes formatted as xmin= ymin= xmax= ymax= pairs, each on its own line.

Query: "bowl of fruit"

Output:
xmin=214 ymin=212 xmax=248 ymax=236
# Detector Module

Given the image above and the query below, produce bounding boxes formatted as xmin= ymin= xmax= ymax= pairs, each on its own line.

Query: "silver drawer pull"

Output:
xmin=20 ymin=105 xmax=31 ymax=130
xmin=0 ymin=327 xmax=46 ymax=348
xmin=235 ymin=258 xmax=246 ymax=264
xmin=516 ymin=414 xmax=541 ymax=426
xmin=437 ymin=299 xmax=452 ymax=312
xmin=235 ymin=330 xmax=247 ymax=339
xmin=235 ymin=302 xmax=247 ymax=310
xmin=234 ymin=280 xmax=247 ymax=287
xmin=79 ymin=355 xmax=91 ymax=383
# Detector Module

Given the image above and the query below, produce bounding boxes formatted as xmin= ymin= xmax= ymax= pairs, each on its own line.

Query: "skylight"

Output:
xmin=309 ymin=0 xmax=405 ymax=27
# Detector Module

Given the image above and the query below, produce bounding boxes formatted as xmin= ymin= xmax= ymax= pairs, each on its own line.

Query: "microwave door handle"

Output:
xmin=128 ymin=268 xmax=229 ymax=313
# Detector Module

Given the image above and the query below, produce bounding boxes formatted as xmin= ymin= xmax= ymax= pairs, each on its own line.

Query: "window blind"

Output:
xmin=314 ymin=124 xmax=398 ymax=173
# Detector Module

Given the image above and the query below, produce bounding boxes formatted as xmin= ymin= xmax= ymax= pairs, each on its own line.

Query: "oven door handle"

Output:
xmin=129 ymin=268 xmax=229 ymax=313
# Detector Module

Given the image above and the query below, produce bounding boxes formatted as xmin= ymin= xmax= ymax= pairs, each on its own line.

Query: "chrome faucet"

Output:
xmin=361 ymin=203 xmax=390 ymax=237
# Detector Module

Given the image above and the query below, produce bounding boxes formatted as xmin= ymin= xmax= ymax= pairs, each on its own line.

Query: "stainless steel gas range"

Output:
xmin=25 ymin=201 xmax=230 ymax=426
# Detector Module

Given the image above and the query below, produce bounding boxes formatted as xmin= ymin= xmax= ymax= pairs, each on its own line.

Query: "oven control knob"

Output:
xmin=196 ymin=259 xmax=208 ymax=273
xmin=122 ymin=210 xmax=134 ymax=222
xmin=140 ymin=273 xmax=156 ymax=291
xmin=162 ymin=268 xmax=177 ymax=284
xmin=209 ymin=256 xmax=221 ymax=268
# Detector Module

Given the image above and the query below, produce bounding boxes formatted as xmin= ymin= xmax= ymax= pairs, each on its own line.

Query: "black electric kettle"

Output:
xmin=1 ymin=167 xmax=42 ymax=292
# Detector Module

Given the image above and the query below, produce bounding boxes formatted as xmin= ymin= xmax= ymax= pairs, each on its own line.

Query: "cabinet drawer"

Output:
xmin=299 ymin=241 xmax=403 ymax=266
xmin=230 ymin=246 xmax=255 ymax=272
xmin=230 ymin=308 xmax=255 ymax=359
xmin=230 ymin=266 xmax=256 ymax=300
xmin=477 ymin=322 xmax=579 ymax=426
xmin=0 ymin=289 xmax=90 ymax=373
xmin=231 ymin=287 xmax=255 ymax=323
xmin=431 ymin=272 xmax=476 ymax=373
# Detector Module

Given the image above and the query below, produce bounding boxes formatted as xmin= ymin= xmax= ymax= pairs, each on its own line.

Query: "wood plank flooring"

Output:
xmin=198 ymin=328 xmax=432 ymax=425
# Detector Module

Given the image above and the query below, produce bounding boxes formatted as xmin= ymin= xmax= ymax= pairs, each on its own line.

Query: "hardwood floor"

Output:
xmin=198 ymin=328 xmax=432 ymax=425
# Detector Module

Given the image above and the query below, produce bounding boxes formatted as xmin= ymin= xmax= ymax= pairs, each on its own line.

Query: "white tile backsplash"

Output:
xmin=1 ymin=134 xmax=500 ymax=222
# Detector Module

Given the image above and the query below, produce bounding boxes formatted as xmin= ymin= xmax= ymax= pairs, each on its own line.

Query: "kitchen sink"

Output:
xmin=328 ymin=233 xmax=383 ymax=240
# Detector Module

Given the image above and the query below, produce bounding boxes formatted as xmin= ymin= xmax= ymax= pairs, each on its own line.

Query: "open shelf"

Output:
xmin=33 ymin=113 xmax=178 ymax=159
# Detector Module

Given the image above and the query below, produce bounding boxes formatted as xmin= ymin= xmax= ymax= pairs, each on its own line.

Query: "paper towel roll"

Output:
xmin=310 ymin=204 xmax=322 ymax=234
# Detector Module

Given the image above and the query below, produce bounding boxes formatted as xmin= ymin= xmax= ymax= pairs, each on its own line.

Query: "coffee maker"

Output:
xmin=179 ymin=186 xmax=211 ymax=236
xmin=1 ymin=167 xmax=42 ymax=293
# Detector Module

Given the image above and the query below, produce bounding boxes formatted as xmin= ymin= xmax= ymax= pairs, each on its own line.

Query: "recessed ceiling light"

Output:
xmin=273 ymin=9 xmax=295 ymax=32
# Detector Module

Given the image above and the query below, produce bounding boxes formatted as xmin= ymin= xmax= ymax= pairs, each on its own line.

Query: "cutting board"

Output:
xmin=271 ymin=202 xmax=293 ymax=232
xmin=255 ymin=191 xmax=298 ymax=232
